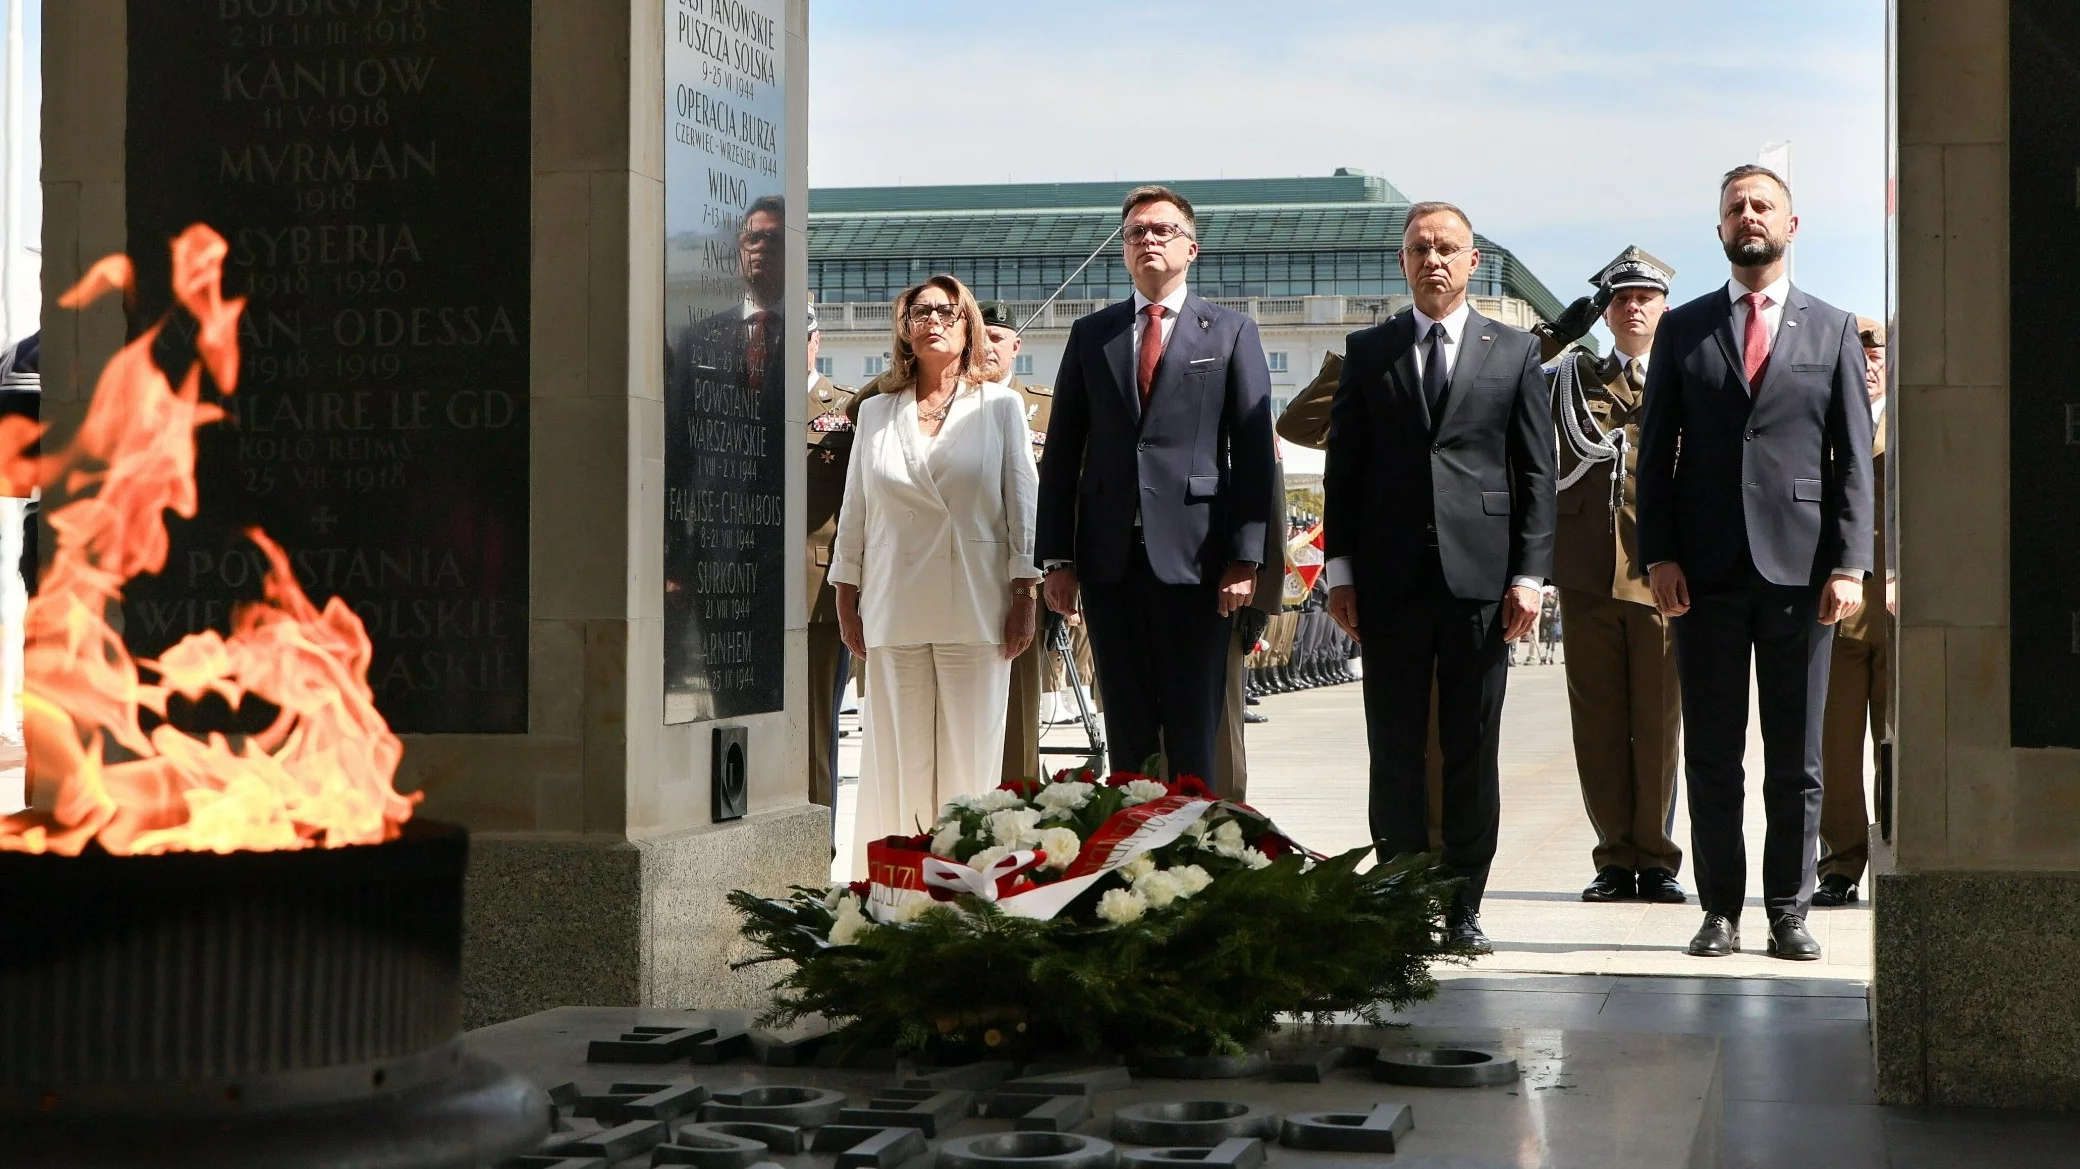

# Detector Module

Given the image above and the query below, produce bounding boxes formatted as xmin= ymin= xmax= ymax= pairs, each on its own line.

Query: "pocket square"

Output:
xmin=1189 ymin=356 xmax=1216 ymax=365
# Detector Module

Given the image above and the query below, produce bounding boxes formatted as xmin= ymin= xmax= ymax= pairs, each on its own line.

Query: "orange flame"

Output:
xmin=0 ymin=225 xmax=417 ymax=855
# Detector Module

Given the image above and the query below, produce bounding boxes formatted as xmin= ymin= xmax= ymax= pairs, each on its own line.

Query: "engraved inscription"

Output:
xmin=662 ymin=0 xmax=789 ymax=722
xmin=124 ymin=0 xmax=531 ymax=733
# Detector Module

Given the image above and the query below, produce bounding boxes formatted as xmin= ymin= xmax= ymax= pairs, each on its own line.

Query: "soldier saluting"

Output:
xmin=1551 ymin=248 xmax=1686 ymax=905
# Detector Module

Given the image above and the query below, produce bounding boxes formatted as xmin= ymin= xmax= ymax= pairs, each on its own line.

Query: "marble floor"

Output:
xmin=1403 ymin=971 xmax=2080 ymax=1168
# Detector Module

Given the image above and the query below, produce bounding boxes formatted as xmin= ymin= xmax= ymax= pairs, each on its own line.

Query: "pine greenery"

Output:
xmin=730 ymin=848 xmax=1470 ymax=1058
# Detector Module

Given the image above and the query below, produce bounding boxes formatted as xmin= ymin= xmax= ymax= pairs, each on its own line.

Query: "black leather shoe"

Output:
xmin=1637 ymin=868 xmax=1689 ymax=904
xmin=1448 ymin=909 xmax=1494 ymax=955
xmin=1581 ymin=866 xmax=1636 ymax=902
xmin=1767 ymin=914 xmax=1822 ymax=961
xmin=1243 ymin=709 xmax=1268 ymax=724
xmin=1244 ymin=693 xmax=1261 ymax=706
xmin=1686 ymin=913 xmax=1740 ymax=957
xmin=1812 ymin=874 xmax=1860 ymax=907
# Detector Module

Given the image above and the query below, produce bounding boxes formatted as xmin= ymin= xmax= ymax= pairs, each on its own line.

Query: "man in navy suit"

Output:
xmin=1321 ymin=201 xmax=1557 ymax=952
xmin=1636 ymin=165 xmax=1875 ymax=962
xmin=1037 ymin=185 xmax=1277 ymax=783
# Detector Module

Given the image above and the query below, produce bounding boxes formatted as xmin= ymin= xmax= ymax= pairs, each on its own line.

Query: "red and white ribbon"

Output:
xmin=921 ymin=849 xmax=1047 ymax=903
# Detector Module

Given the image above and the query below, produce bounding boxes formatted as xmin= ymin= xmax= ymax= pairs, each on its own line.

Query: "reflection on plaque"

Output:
xmin=662 ymin=0 xmax=789 ymax=723
xmin=123 ymin=0 xmax=532 ymax=734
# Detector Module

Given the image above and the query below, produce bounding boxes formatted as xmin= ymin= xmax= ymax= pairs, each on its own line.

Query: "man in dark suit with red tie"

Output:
xmin=1037 ymin=185 xmax=1277 ymax=783
xmin=1321 ymin=201 xmax=1558 ymax=953
xmin=1636 ymin=165 xmax=1875 ymax=962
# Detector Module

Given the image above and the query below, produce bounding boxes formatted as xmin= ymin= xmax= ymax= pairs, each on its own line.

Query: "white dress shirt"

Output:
xmin=1726 ymin=274 xmax=1792 ymax=353
xmin=1324 ymin=300 xmax=1541 ymax=595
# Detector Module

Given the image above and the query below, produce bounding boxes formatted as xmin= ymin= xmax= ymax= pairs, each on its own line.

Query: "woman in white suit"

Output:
xmin=830 ymin=275 xmax=1040 ymax=867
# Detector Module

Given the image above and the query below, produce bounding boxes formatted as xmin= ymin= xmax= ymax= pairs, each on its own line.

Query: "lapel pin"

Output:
xmin=1199 ymin=318 xmax=1210 ymax=330
xmin=1787 ymin=319 xmax=1800 ymax=327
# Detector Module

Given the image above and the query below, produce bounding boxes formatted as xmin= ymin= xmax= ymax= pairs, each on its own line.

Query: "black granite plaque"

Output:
xmin=2011 ymin=1 xmax=2080 ymax=747
xmin=662 ymin=0 xmax=789 ymax=723
xmin=123 ymin=0 xmax=531 ymax=734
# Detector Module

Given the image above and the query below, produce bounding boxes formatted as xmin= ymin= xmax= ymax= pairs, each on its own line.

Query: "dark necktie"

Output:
xmin=746 ymin=310 xmax=772 ymax=392
xmin=1137 ymin=303 xmax=1166 ymax=409
xmin=1422 ymin=320 xmax=1448 ymax=421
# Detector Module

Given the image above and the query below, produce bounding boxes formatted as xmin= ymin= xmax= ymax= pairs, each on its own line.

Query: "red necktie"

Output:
xmin=1742 ymin=292 xmax=1771 ymax=390
xmin=746 ymin=310 xmax=772 ymax=392
xmin=1137 ymin=304 xmax=1166 ymax=409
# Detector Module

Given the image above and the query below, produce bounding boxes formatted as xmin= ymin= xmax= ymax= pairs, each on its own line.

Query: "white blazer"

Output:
xmin=829 ymin=380 xmax=1039 ymax=648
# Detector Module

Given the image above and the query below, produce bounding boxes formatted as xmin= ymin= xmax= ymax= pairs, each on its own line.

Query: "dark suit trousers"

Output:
xmin=1673 ymin=565 xmax=1832 ymax=920
xmin=1358 ymin=550 xmax=1506 ymax=912
xmin=1081 ymin=541 xmax=1232 ymax=781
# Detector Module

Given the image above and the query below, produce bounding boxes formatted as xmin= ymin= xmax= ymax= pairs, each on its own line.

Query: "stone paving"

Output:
xmin=835 ymin=661 xmax=1875 ymax=983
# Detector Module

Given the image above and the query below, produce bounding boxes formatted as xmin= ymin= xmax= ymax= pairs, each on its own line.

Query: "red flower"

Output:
xmin=1105 ymin=772 xmax=1154 ymax=789
xmin=847 ymin=880 xmax=872 ymax=898
xmin=1050 ymin=766 xmax=1098 ymax=785
xmin=1167 ymin=776 xmax=1216 ymax=800
xmin=998 ymin=777 xmax=1043 ymax=797
xmin=1255 ymin=833 xmax=1293 ymax=860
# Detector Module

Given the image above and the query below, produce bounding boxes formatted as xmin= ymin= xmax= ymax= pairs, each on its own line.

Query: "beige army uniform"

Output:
xmin=1819 ymin=410 xmax=1888 ymax=885
xmin=1213 ymin=458 xmax=1288 ymax=803
xmin=1277 ymin=351 xmax=1445 ymax=849
xmin=1551 ymin=350 xmax=1683 ymax=876
xmin=1001 ymin=378 xmax=1054 ymax=785
xmin=807 ymin=373 xmax=860 ymax=811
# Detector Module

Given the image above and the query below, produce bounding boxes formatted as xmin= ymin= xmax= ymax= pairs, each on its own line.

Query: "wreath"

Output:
xmin=731 ymin=770 xmax=1471 ymax=1058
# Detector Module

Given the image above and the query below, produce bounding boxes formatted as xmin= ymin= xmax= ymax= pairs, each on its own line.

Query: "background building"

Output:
xmin=808 ymin=169 xmax=1569 ymax=474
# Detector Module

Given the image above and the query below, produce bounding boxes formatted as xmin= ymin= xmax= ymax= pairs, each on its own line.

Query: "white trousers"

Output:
xmin=850 ymin=641 xmax=1010 ymax=878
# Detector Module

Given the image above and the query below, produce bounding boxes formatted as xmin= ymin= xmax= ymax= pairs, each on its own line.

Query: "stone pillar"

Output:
xmin=1879 ymin=0 xmax=2080 ymax=1109
xmin=42 ymin=0 xmax=824 ymax=1031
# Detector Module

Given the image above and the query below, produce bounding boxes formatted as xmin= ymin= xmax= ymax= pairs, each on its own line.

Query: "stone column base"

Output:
xmin=1872 ymin=837 xmax=2080 ymax=1108
xmin=461 ymin=804 xmax=830 ymax=1029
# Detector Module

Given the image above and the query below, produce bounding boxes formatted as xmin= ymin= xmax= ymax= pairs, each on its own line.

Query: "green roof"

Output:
xmin=807 ymin=205 xmax=1567 ymax=322
xmin=809 ymin=169 xmax=1407 ymax=214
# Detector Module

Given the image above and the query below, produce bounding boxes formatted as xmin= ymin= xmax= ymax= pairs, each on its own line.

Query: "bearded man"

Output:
xmin=1635 ymin=165 xmax=1875 ymax=963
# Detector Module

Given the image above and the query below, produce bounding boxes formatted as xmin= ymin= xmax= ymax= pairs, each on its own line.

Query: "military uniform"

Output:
xmin=1214 ymin=456 xmax=1287 ymax=802
xmin=806 ymin=366 xmax=859 ymax=815
xmin=1817 ymin=321 xmax=1891 ymax=896
xmin=1001 ymin=375 xmax=1055 ymax=784
xmin=1551 ymin=248 xmax=1683 ymax=887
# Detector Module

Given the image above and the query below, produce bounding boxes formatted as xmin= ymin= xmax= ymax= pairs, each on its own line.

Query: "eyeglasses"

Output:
xmin=739 ymin=228 xmax=782 ymax=246
xmin=1401 ymin=243 xmax=1474 ymax=264
xmin=905 ymin=304 xmax=964 ymax=326
xmin=1124 ymin=222 xmax=1195 ymax=245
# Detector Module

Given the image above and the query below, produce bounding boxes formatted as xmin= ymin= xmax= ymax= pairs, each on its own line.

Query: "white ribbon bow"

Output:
xmin=921 ymin=850 xmax=1044 ymax=902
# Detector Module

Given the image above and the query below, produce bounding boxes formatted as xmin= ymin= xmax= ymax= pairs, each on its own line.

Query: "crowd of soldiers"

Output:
xmin=803 ymin=247 xmax=1890 ymax=912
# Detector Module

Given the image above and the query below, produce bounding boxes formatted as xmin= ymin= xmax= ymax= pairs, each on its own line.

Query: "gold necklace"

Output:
xmin=918 ymin=382 xmax=961 ymax=422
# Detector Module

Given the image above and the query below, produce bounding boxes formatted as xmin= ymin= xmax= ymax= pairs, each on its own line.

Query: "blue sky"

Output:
xmin=809 ymin=1 xmax=1890 ymax=332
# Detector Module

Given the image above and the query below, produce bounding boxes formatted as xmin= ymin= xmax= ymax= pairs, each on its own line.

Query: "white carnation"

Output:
xmin=968 ymin=845 xmax=1012 ymax=874
xmin=1119 ymin=779 xmax=1170 ymax=806
xmin=929 ymin=822 xmax=965 ymax=858
xmin=822 ymin=886 xmax=845 ymax=910
xmin=1173 ymin=864 xmax=1214 ymax=895
xmin=1209 ymin=819 xmax=1247 ymax=858
xmin=1118 ymin=854 xmax=1158 ymax=882
xmin=890 ymin=897 xmax=937 ymax=923
xmin=1135 ymin=869 xmax=1185 ymax=909
xmin=1036 ymin=826 xmax=1082 ymax=871
xmin=1185 ymin=819 xmax=1211 ymax=841
xmin=980 ymin=789 xmax=1028 ymax=812
xmin=945 ymin=792 xmax=987 ymax=814
xmin=1240 ymin=847 xmax=1272 ymax=870
xmin=1095 ymin=888 xmax=1147 ymax=924
xmin=986 ymin=808 xmax=1045 ymax=849
xmin=828 ymin=898 xmax=874 ymax=946
xmin=1034 ymin=781 xmax=1095 ymax=814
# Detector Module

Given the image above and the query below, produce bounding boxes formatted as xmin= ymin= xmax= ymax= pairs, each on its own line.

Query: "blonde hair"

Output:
xmin=888 ymin=275 xmax=1000 ymax=391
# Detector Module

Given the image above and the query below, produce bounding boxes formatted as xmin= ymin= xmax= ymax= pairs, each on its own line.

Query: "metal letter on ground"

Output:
xmin=1277 ymin=1102 xmax=1414 ymax=1153
xmin=1119 ymin=1138 xmax=1266 ymax=1169
xmin=1109 ymin=1101 xmax=1279 ymax=1147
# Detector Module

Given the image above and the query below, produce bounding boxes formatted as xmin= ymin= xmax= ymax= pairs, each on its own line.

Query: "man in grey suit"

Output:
xmin=1038 ymin=185 xmax=1278 ymax=783
xmin=1636 ymin=164 xmax=1875 ymax=962
xmin=1322 ymin=201 xmax=1558 ymax=952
